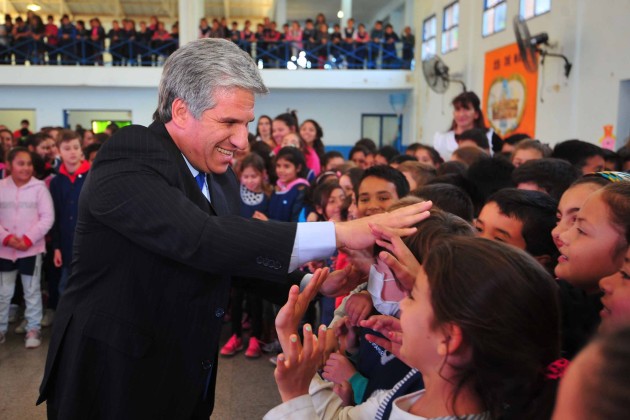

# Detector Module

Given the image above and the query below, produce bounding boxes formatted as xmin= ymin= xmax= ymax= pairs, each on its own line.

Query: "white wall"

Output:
xmin=0 ymin=109 xmax=37 ymax=132
xmin=0 ymin=86 xmax=158 ymax=128
xmin=0 ymin=85 xmax=412 ymax=149
xmin=412 ymin=0 xmax=630 ymax=147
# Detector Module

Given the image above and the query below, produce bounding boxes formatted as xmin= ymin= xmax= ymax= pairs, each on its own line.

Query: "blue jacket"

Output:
xmin=49 ymin=160 xmax=90 ymax=266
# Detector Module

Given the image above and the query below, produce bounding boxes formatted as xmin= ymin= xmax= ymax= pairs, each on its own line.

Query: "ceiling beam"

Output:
xmin=223 ymin=0 xmax=229 ymax=20
xmin=3 ymin=0 xmax=18 ymax=14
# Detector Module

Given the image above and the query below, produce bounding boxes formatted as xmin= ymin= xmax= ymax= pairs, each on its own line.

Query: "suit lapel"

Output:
xmin=149 ymin=121 xmax=214 ymax=215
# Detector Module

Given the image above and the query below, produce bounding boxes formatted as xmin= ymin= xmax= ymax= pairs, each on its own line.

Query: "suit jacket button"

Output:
xmin=202 ymin=360 xmax=212 ymax=370
xmin=215 ymin=308 xmax=225 ymax=318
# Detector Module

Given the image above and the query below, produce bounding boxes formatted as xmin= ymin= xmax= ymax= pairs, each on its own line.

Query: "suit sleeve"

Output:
xmin=87 ymin=126 xmax=297 ymax=282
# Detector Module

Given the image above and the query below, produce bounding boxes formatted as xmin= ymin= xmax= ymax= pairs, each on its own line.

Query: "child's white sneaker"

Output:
xmin=25 ymin=329 xmax=42 ymax=349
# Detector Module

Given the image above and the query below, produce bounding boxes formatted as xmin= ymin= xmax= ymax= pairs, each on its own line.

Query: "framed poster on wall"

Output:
xmin=483 ymin=43 xmax=538 ymax=138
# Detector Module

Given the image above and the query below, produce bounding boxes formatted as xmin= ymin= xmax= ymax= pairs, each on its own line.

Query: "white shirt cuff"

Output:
xmin=289 ymin=222 xmax=336 ymax=272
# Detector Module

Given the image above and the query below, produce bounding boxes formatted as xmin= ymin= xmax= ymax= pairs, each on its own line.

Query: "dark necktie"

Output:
xmin=195 ymin=172 xmax=206 ymax=192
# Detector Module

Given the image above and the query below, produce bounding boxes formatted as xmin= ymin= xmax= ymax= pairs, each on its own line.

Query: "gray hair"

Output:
xmin=154 ymin=38 xmax=268 ymax=122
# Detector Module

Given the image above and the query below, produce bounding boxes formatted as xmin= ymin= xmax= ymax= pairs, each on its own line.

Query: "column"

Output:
xmin=340 ymin=0 xmax=352 ymax=28
xmin=178 ymin=0 xmax=204 ymax=47
xmin=275 ymin=0 xmax=287 ymax=25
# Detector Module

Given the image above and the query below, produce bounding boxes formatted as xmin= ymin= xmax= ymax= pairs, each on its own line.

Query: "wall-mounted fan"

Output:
xmin=422 ymin=55 xmax=467 ymax=94
xmin=513 ymin=15 xmax=572 ymax=77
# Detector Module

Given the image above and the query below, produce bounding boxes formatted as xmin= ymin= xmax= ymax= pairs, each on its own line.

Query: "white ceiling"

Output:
xmin=3 ymin=0 xmax=388 ymax=23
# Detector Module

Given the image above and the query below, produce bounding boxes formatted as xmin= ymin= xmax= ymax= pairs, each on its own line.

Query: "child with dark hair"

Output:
xmin=511 ymin=138 xmax=547 ymax=167
xmin=299 ymin=119 xmax=325 ymax=161
xmin=551 ymin=173 xmax=629 ymax=359
xmin=404 ymin=143 xmax=443 ymax=168
xmin=436 ymin=160 xmax=467 ymax=176
xmin=357 ymin=165 xmax=409 ymax=216
xmin=374 ymin=146 xmax=399 ymax=166
xmin=466 ymin=156 xmax=515 ymax=215
xmin=220 ymin=153 xmax=271 ymax=359
xmin=269 ymin=236 xmax=562 ymax=420
xmin=396 ymin=161 xmax=436 ymax=190
xmin=501 ymin=132 xmax=531 ymax=153
xmin=83 ymin=142 xmax=101 ymax=163
xmin=354 ymin=138 xmax=377 ymax=153
xmin=475 ymin=188 xmax=559 ymax=272
xmin=321 ymin=151 xmax=345 ymax=171
xmin=388 ymin=154 xmax=417 ymax=168
xmin=322 ymin=208 xmax=475 ymax=407
xmin=412 ymin=183 xmax=474 ymax=222
xmin=513 ymin=158 xmax=581 ymax=201
xmin=553 ymin=325 xmax=630 ymax=419
xmin=348 ymin=145 xmax=373 ymax=170
xmin=0 ymin=148 xmax=54 ymax=348
xmin=450 ymin=145 xmax=488 ymax=167
xmin=552 ymin=139 xmax=605 ymax=174
xmin=455 ymin=128 xmax=490 ymax=152
xmin=255 ymin=147 xmax=309 ymax=223
xmin=602 ymin=148 xmax=621 ymax=171
xmin=50 ymin=130 xmax=90 ymax=296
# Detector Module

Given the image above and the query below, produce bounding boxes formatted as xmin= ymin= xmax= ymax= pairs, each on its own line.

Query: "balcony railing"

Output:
xmin=0 ymin=38 xmax=415 ymax=70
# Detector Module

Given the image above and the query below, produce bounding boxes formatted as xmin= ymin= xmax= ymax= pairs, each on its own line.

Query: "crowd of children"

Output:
xmin=2 ymin=92 xmax=630 ymax=417
xmin=0 ymin=122 xmax=98 ymax=347
xmin=0 ymin=11 xmax=415 ymax=69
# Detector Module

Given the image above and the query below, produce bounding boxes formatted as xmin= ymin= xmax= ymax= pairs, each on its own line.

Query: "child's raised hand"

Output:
xmin=334 ymin=316 xmax=359 ymax=354
xmin=345 ymin=291 xmax=373 ymax=326
xmin=319 ymin=264 xmax=367 ymax=297
xmin=274 ymin=324 xmax=327 ymax=403
xmin=360 ymin=315 xmax=404 ymax=361
xmin=333 ymin=381 xmax=355 ymax=407
xmin=345 ymin=247 xmax=375 ymax=276
xmin=370 ymin=223 xmax=421 ymax=291
xmin=275 ymin=268 xmax=329 ymax=353
xmin=322 ymin=352 xmax=357 ymax=385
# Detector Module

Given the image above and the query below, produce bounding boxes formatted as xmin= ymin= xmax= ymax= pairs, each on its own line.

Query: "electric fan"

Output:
xmin=422 ymin=55 xmax=466 ymax=94
xmin=513 ymin=15 xmax=572 ymax=77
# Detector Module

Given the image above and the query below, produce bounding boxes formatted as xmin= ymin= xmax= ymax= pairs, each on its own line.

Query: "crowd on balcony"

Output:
xmin=0 ymin=11 xmax=415 ymax=69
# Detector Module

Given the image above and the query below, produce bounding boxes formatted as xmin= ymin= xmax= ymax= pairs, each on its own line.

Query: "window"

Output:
xmin=362 ymin=114 xmax=400 ymax=148
xmin=441 ymin=2 xmax=459 ymax=54
xmin=482 ymin=0 xmax=507 ymax=37
xmin=421 ymin=15 xmax=437 ymax=60
xmin=520 ymin=0 xmax=551 ymax=20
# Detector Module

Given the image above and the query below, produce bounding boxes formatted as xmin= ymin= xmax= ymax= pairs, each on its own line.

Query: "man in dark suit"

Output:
xmin=38 ymin=38 xmax=430 ymax=419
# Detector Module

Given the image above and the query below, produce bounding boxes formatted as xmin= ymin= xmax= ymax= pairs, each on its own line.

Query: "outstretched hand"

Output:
xmin=360 ymin=315 xmax=404 ymax=362
xmin=320 ymin=264 xmax=367 ymax=297
xmin=274 ymin=324 xmax=327 ymax=402
xmin=276 ymin=268 xmax=329 ymax=352
xmin=370 ymin=223 xmax=421 ymax=291
xmin=334 ymin=201 xmax=432 ymax=251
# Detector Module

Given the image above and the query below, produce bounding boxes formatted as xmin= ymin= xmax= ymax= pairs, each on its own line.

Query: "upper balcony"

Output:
xmin=0 ymin=38 xmax=416 ymax=91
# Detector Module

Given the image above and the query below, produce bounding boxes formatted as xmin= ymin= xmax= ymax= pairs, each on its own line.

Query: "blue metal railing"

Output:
xmin=0 ymin=38 xmax=414 ymax=69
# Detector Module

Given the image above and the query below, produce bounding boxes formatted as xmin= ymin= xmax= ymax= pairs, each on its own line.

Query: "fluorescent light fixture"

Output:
xmin=26 ymin=3 xmax=41 ymax=12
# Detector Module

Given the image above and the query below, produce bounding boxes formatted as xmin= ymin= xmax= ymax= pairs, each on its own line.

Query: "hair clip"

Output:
xmin=584 ymin=171 xmax=630 ymax=183
xmin=545 ymin=358 xmax=570 ymax=380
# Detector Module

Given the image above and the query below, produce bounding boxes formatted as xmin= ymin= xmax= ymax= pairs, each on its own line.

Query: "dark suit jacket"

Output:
xmin=38 ymin=122 xmax=297 ymax=419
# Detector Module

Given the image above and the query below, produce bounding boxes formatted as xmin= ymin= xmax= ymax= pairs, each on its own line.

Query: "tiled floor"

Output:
xmin=0 ymin=322 xmax=282 ymax=419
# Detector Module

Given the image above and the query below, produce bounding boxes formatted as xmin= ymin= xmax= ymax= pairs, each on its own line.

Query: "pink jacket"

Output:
xmin=0 ymin=176 xmax=55 ymax=262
